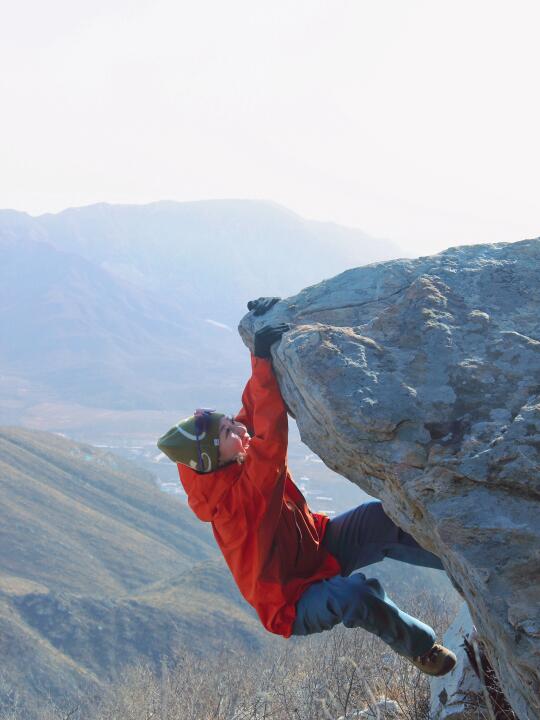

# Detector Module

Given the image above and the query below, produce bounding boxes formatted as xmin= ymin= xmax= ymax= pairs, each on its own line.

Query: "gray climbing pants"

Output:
xmin=292 ymin=500 xmax=445 ymax=657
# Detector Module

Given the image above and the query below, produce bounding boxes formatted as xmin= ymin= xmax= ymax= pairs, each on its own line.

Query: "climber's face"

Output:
xmin=218 ymin=416 xmax=250 ymax=464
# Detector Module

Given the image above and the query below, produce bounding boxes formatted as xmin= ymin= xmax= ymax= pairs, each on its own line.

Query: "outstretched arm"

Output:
xmin=238 ymin=354 xmax=289 ymax=537
xmin=235 ymin=321 xmax=290 ymax=500
xmin=237 ymin=353 xmax=288 ymax=455
xmin=235 ymin=323 xmax=290 ymax=432
xmin=235 ymin=296 xmax=286 ymax=431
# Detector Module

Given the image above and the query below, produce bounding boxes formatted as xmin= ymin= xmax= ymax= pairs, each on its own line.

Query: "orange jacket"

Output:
xmin=178 ymin=355 xmax=341 ymax=637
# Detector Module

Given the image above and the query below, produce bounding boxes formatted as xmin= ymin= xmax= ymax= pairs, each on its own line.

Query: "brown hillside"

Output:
xmin=0 ymin=428 xmax=267 ymax=719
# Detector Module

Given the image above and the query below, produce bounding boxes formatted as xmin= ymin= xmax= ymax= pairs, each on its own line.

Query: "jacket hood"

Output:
xmin=178 ymin=461 xmax=242 ymax=522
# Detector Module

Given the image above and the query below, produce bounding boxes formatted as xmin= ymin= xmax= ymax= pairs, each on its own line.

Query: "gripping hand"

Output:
xmin=247 ymin=297 xmax=281 ymax=316
xmin=254 ymin=323 xmax=290 ymax=359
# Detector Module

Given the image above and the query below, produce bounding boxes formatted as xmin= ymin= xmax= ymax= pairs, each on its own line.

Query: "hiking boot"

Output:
xmin=409 ymin=642 xmax=457 ymax=676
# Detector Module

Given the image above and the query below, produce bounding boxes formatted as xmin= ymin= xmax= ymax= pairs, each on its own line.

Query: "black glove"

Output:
xmin=254 ymin=323 xmax=290 ymax=359
xmin=247 ymin=297 xmax=281 ymax=316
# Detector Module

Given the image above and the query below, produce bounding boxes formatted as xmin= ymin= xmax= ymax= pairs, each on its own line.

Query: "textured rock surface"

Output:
xmin=239 ymin=239 xmax=540 ymax=720
xmin=430 ymin=603 xmax=484 ymax=719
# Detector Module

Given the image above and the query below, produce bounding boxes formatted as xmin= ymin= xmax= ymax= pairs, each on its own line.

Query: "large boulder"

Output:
xmin=239 ymin=239 xmax=540 ymax=720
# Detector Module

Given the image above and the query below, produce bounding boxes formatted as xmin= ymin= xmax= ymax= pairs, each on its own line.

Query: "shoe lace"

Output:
xmin=415 ymin=644 xmax=440 ymax=663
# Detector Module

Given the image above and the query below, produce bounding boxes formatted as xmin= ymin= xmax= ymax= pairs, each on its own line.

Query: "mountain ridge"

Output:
xmin=0 ymin=200 xmax=400 ymax=437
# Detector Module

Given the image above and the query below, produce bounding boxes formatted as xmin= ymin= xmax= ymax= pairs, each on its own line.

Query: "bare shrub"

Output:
xmin=87 ymin=616 xmax=435 ymax=720
xmin=1 ymin=582 xmax=463 ymax=720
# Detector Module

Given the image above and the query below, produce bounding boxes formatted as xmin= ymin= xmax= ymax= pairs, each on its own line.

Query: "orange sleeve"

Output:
xmin=234 ymin=365 xmax=255 ymax=433
xmin=235 ymin=355 xmax=288 ymax=502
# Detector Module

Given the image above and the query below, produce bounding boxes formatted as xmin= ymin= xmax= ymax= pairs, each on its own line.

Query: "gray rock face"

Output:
xmin=239 ymin=239 xmax=540 ymax=720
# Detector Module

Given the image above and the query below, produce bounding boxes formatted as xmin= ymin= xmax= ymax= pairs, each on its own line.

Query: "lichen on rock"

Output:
xmin=239 ymin=238 xmax=540 ymax=720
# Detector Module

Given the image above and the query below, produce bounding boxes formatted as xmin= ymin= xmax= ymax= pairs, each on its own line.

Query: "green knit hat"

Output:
xmin=157 ymin=409 xmax=225 ymax=473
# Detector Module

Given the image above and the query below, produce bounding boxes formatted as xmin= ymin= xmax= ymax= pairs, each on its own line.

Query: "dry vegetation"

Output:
xmin=1 ymin=591 xmax=473 ymax=720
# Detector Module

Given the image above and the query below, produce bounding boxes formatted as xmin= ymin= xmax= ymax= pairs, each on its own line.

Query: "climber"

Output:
xmin=157 ymin=297 xmax=456 ymax=677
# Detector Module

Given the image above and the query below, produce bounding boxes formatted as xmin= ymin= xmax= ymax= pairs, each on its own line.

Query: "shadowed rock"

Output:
xmin=239 ymin=238 xmax=540 ymax=720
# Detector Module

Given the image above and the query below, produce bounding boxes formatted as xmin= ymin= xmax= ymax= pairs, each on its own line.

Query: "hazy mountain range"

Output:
xmin=0 ymin=200 xmax=400 ymax=439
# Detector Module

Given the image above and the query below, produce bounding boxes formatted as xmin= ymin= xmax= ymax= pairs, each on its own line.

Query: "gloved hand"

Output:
xmin=247 ymin=297 xmax=281 ymax=316
xmin=254 ymin=323 xmax=290 ymax=359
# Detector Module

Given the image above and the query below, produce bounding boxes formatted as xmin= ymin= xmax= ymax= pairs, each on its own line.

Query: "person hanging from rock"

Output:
xmin=157 ymin=296 xmax=456 ymax=677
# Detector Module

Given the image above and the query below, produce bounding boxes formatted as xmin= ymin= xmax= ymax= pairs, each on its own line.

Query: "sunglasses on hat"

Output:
xmin=194 ymin=408 xmax=214 ymax=437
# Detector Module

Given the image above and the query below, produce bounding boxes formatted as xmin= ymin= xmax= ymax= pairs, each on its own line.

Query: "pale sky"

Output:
xmin=1 ymin=0 xmax=538 ymax=256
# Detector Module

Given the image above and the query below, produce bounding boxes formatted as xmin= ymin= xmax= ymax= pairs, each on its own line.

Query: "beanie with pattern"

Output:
xmin=157 ymin=409 xmax=225 ymax=473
